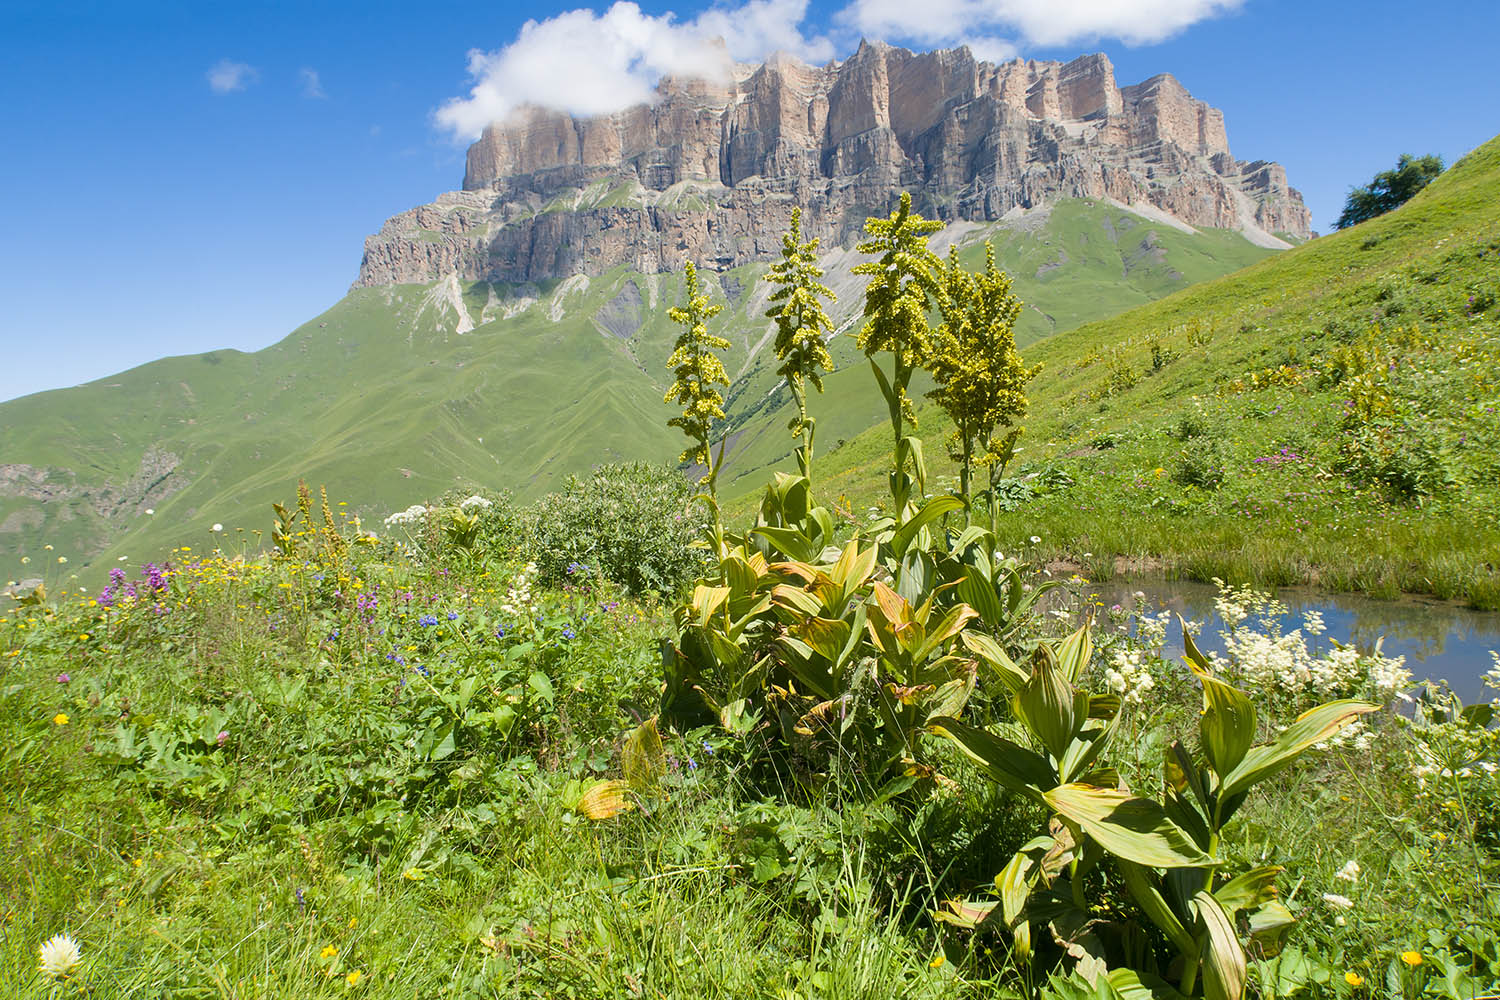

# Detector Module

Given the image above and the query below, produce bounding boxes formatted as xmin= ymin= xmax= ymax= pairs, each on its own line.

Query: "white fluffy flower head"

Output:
xmin=38 ymin=933 xmax=82 ymax=979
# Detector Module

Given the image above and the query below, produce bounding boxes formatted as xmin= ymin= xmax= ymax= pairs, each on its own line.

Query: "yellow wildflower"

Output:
xmin=320 ymin=945 xmax=338 ymax=959
xmin=929 ymin=954 xmax=945 ymax=969
xmin=1345 ymin=971 xmax=1364 ymax=987
xmin=346 ymin=970 xmax=363 ymax=987
xmin=1400 ymin=951 xmax=1422 ymax=967
xmin=53 ymin=713 xmax=69 ymax=726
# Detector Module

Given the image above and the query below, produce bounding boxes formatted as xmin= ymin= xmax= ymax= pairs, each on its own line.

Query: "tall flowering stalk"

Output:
xmin=665 ymin=261 xmax=730 ymax=553
xmin=929 ymin=242 xmax=1039 ymax=530
xmin=851 ymin=193 xmax=942 ymax=524
xmin=763 ymin=208 xmax=837 ymax=486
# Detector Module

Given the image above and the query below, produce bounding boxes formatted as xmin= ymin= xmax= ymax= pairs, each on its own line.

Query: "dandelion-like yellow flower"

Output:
xmin=1345 ymin=971 xmax=1364 ymax=987
xmin=345 ymin=969 xmax=363 ymax=987
xmin=1400 ymin=951 xmax=1422 ymax=967
xmin=38 ymin=933 xmax=82 ymax=978
xmin=320 ymin=945 xmax=338 ymax=959
xmin=53 ymin=713 xmax=69 ymax=726
xmin=928 ymin=954 xmax=945 ymax=969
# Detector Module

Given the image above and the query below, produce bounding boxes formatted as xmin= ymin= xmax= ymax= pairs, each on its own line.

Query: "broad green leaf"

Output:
xmin=528 ymin=671 xmax=555 ymax=706
xmin=891 ymin=495 xmax=965 ymax=559
xmin=928 ymin=716 xmax=1055 ymax=799
xmin=1044 ymin=784 xmax=1215 ymax=868
xmin=924 ymin=670 xmax=975 ymax=721
xmin=1055 ymin=626 xmax=1094 ymax=684
xmin=793 ymin=616 xmax=852 ymax=663
xmin=1193 ymin=890 xmax=1247 ymax=1000
xmin=1247 ymin=900 xmax=1296 ymax=954
xmin=1057 ymin=717 xmax=1118 ymax=785
xmin=1117 ymin=861 xmax=1195 ymax=955
xmin=1197 ymin=672 xmax=1257 ymax=778
xmin=1103 ymin=969 xmax=1190 ymax=1000
xmin=1213 ymin=866 xmax=1283 ymax=913
xmin=770 ymin=584 xmax=824 ymax=617
xmin=958 ymin=568 xmax=1008 ymax=628
xmin=1221 ymin=700 xmax=1379 ymax=799
xmin=1013 ymin=657 xmax=1084 ymax=761
xmin=751 ymin=526 xmax=815 ymax=562
xmin=998 ymin=848 xmax=1038 ymax=949
xmin=691 ymin=585 xmax=731 ymax=629
xmin=961 ymin=631 xmax=1029 ymax=690
xmin=829 ymin=538 xmax=877 ymax=596
xmin=914 ymin=603 xmax=977 ymax=661
xmin=1181 ymin=617 xmax=1214 ymax=672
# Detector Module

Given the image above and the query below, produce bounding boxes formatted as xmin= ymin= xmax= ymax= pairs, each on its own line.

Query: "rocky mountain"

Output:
xmin=358 ymin=43 xmax=1310 ymax=288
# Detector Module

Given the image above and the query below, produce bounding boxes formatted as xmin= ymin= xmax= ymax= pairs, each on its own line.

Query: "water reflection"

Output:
xmin=1078 ymin=578 xmax=1500 ymax=703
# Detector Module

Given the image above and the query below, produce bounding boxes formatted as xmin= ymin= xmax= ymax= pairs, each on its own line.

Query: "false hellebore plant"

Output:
xmin=763 ymin=207 xmax=837 ymax=487
xmin=931 ymin=625 xmax=1376 ymax=1000
xmin=665 ymin=260 xmax=731 ymax=555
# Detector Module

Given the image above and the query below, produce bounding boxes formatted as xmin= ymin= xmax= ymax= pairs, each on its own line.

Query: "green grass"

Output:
xmin=800 ymin=135 xmax=1500 ymax=607
xmin=1 ymin=200 xmax=1274 ymax=581
xmin=2 ymin=517 xmax=1495 ymax=997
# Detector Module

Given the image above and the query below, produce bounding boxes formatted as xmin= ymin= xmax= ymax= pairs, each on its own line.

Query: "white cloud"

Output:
xmin=434 ymin=0 xmax=833 ymax=140
xmin=206 ymin=59 xmax=258 ymax=95
xmin=841 ymin=0 xmax=1243 ymax=51
xmin=299 ymin=68 xmax=326 ymax=99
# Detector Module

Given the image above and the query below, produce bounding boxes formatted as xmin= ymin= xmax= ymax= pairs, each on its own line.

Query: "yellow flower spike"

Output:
xmin=54 ymin=713 xmax=69 ymax=726
xmin=1345 ymin=971 xmax=1364 ymax=987
xmin=1400 ymin=951 xmax=1422 ymax=967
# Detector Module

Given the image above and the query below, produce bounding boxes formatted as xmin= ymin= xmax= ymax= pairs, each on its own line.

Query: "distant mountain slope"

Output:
xmin=808 ymin=135 xmax=1500 ymax=605
xmin=0 ymin=198 xmax=1275 ymax=573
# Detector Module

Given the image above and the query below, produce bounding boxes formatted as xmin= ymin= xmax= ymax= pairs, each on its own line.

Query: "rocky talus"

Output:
xmin=357 ymin=43 xmax=1310 ymax=288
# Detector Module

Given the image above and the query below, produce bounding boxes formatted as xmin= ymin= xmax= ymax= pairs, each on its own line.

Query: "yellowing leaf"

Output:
xmin=576 ymin=780 xmax=634 ymax=820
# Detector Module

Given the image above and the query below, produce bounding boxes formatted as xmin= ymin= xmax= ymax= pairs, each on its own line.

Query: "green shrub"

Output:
xmin=1173 ymin=436 xmax=1227 ymax=489
xmin=525 ymin=462 xmax=707 ymax=596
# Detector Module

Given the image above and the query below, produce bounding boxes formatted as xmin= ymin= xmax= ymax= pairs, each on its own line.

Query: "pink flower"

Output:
xmin=216 ymin=731 xmax=229 ymax=747
xmin=56 ymin=673 xmax=70 ymax=684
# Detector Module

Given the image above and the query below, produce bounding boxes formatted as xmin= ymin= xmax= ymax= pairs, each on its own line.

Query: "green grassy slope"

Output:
xmin=0 ymin=199 xmax=1275 ymax=578
xmin=808 ymin=136 xmax=1500 ymax=606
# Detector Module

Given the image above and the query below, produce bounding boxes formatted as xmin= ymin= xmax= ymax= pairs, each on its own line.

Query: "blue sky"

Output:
xmin=1 ymin=0 xmax=1495 ymax=402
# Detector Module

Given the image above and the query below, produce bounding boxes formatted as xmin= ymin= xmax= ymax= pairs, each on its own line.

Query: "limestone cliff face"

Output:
xmin=356 ymin=43 xmax=1310 ymax=288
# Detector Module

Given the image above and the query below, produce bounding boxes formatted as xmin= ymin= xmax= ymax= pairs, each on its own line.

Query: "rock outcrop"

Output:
xmin=357 ymin=43 xmax=1310 ymax=288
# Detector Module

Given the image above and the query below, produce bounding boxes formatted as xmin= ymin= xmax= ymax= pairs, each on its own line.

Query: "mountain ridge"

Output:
xmin=357 ymin=42 xmax=1308 ymax=289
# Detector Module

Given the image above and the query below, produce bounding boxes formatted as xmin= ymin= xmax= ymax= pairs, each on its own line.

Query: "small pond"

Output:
xmin=1083 ymin=578 xmax=1500 ymax=703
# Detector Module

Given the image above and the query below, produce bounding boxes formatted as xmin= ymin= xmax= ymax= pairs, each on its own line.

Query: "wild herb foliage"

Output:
xmin=764 ymin=207 xmax=837 ymax=484
xmin=521 ymin=462 xmax=707 ymax=596
xmin=929 ymin=242 xmax=1042 ymax=521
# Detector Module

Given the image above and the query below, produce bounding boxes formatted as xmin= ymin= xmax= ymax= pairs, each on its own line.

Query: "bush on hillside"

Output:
xmin=1335 ymin=153 xmax=1444 ymax=229
xmin=525 ymin=462 xmax=706 ymax=596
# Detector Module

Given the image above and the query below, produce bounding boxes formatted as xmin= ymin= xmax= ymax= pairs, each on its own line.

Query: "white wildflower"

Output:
xmin=1321 ymin=892 xmax=1354 ymax=910
xmin=38 ymin=933 xmax=82 ymax=979
xmin=383 ymin=504 xmax=428 ymax=527
xmin=1302 ymin=609 xmax=1326 ymax=636
xmin=1029 ymin=535 xmax=1041 ymax=544
xmin=211 ymin=523 xmax=223 ymax=533
xmin=1335 ymin=859 xmax=1360 ymax=883
xmin=458 ymin=495 xmax=492 ymax=511
xmin=1104 ymin=649 xmax=1155 ymax=705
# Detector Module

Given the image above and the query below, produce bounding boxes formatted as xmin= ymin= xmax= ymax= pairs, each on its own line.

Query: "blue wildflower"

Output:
xmin=447 ymin=611 xmax=459 ymax=621
xmin=561 ymin=626 xmax=575 ymax=640
xmin=419 ymin=614 xmax=439 ymax=627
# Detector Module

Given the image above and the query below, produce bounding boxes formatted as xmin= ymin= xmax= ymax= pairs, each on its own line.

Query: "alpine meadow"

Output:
xmin=3 ymin=19 xmax=1499 ymax=1000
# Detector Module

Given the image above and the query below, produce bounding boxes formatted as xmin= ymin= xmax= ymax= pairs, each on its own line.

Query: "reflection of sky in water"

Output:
xmin=1085 ymin=579 xmax=1500 ymax=703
